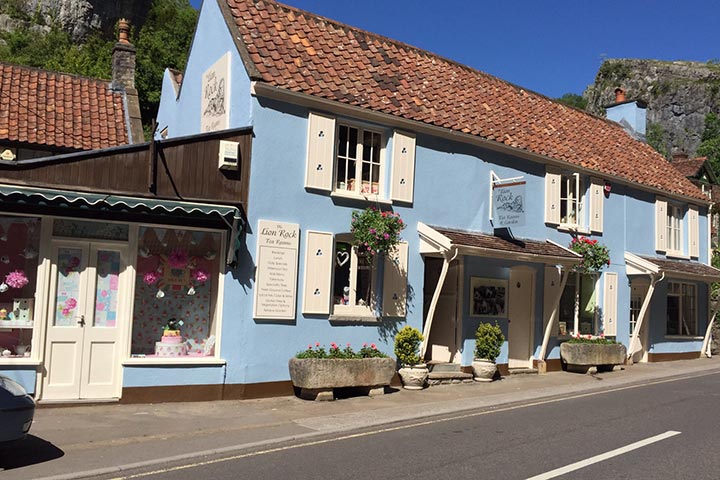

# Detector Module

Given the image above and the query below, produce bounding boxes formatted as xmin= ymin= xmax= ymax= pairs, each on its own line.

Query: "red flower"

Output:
xmin=370 ymin=343 xmax=377 ymax=349
xmin=315 ymin=342 xmax=320 ymax=347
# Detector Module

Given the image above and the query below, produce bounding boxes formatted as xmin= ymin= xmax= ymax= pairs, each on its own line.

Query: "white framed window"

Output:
xmin=335 ymin=125 xmax=383 ymax=196
xmin=332 ymin=236 xmax=376 ymax=318
xmin=666 ymin=204 xmax=683 ymax=254
xmin=629 ymin=294 xmax=642 ymax=336
xmin=305 ymin=112 xmax=416 ymax=203
xmin=560 ymin=173 xmax=583 ymax=226
xmin=302 ymin=230 xmax=408 ymax=319
xmin=666 ymin=282 xmax=697 ymax=336
xmin=558 ymin=273 xmax=598 ymax=336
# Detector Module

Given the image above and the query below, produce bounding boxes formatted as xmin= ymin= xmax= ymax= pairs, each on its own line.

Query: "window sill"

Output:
xmin=663 ymin=335 xmax=702 ymax=341
xmin=329 ymin=314 xmax=380 ymax=323
xmin=123 ymin=357 xmax=226 ymax=366
xmin=330 ymin=190 xmax=391 ymax=205
xmin=557 ymin=224 xmax=590 ymax=235
xmin=0 ymin=359 xmax=41 ymax=366
xmin=665 ymin=251 xmax=690 ymax=260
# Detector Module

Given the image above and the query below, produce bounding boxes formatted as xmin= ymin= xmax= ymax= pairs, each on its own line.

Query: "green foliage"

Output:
xmin=474 ymin=322 xmax=504 ymax=361
xmin=394 ymin=326 xmax=423 ymax=366
xmin=646 ymin=122 xmax=669 ymax=159
xmin=295 ymin=342 xmax=388 ymax=359
xmin=556 ymin=93 xmax=587 ymax=110
xmin=136 ymin=0 xmax=198 ymax=129
xmin=699 ymin=112 xmax=720 ymax=174
xmin=350 ymin=207 xmax=405 ymax=260
xmin=569 ymin=236 xmax=610 ymax=273
xmin=566 ymin=336 xmax=616 ymax=345
xmin=598 ymin=61 xmax=631 ymax=82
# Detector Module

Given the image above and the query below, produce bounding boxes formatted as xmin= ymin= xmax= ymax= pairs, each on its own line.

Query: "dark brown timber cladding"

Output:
xmin=0 ymin=128 xmax=252 ymax=209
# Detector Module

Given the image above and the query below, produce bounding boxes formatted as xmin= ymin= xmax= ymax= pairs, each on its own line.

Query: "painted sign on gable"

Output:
xmin=492 ymin=181 xmax=526 ymax=227
xmin=201 ymin=52 xmax=231 ymax=133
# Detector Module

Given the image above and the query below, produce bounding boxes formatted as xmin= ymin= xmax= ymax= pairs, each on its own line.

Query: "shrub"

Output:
xmin=474 ymin=322 xmax=504 ymax=361
xmin=394 ymin=325 xmax=423 ymax=366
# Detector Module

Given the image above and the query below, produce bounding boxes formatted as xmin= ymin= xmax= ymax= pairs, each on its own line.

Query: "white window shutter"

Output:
xmin=655 ymin=197 xmax=667 ymax=252
xmin=305 ymin=112 xmax=335 ymax=191
xmin=302 ymin=231 xmax=333 ymax=314
xmin=382 ymin=241 xmax=408 ymax=317
xmin=545 ymin=169 xmax=561 ymax=225
xmin=602 ymin=272 xmax=618 ymax=336
xmin=391 ymin=131 xmax=416 ymax=203
xmin=590 ymin=177 xmax=604 ymax=233
xmin=689 ymin=205 xmax=699 ymax=258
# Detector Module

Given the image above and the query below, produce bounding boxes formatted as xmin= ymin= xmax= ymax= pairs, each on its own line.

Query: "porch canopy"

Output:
xmin=625 ymin=252 xmax=720 ymax=283
xmin=0 ymin=183 xmax=243 ymax=264
xmin=417 ymin=222 xmax=581 ymax=358
xmin=418 ymin=222 xmax=582 ymax=266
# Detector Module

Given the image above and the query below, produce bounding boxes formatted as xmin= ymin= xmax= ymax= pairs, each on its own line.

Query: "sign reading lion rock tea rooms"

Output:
xmin=492 ymin=179 xmax=526 ymax=227
xmin=254 ymin=220 xmax=300 ymax=319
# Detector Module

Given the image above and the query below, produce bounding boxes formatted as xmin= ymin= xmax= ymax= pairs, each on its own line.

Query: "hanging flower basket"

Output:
xmin=569 ymin=236 xmax=610 ymax=274
xmin=350 ymin=207 xmax=405 ymax=260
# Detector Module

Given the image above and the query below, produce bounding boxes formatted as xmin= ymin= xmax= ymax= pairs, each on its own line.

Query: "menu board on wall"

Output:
xmin=253 ymin=220 xmax=300 ymax=320
xmin=201 ymin=52 xmax=231 ymax=133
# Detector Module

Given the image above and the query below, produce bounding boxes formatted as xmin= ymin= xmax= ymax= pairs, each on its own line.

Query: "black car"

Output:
xmin=0 ymin=374 xmax=35 ymax=443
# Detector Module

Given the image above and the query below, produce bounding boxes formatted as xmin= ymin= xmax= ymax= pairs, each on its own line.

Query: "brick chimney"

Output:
xmin=112 ymin=19 xmax=135 ymax=90
xmin=112 ymin=19 xmax=144 ymax=143
xmin=614 ymin=88 xmax=626 ymax=103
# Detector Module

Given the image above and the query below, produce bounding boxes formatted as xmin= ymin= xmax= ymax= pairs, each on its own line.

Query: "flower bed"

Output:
xmin=560 ymin=339 xmax=626 ymax=373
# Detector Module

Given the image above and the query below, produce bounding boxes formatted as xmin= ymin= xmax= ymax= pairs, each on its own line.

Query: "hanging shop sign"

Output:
xmin=490 ymin=172 xmax=526 ymax=228
xmin=253 ymin=220 xmax=300 ymax=320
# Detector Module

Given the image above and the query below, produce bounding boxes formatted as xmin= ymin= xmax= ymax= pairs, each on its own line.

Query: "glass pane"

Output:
xmin=362 ymin=130 xmax=372 ymax=161
xmin=578 ymin=275 xmax=596 ymax=335
xmin=666 ymin=296 xmax=680 ymax=335
xmin=333 ymin=242 xmax=351 ymax=305
xmin=54 ymin=248 xmax=83 ymax=327
xmin=53 ymin=219 xmax=128 ymax=241
xmin=338 ymin=126 xmax=348 ymax=157
xmin=94 ymin=250 xmax=120 ymax=328
xmin=348 ymin=127 xmax=357 ymax=159
xmin=355 ymin=255 xmax=372 ymax=307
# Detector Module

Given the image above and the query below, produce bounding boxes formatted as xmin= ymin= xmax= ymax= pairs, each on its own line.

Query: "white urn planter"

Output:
xmin=398 ymin=364 xmax=428 ymax=390
xmin=472 ymin=358 xmax=497 ymax=382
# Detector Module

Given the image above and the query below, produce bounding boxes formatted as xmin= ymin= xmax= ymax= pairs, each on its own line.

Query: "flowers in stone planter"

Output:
xmin=566 ymin=333 xmax=617 ymax=345
xmin=295 ymin=342 xmax=388 ymax=359
xmin=350 ymin=207 xmax=405 ymax=259
xmin=569 ymin=236 xmax=610 ymax=274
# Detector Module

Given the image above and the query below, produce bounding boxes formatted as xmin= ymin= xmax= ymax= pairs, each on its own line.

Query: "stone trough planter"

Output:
xmin=560 ymin=342 xmax=627 ymax=373
xmin=288 ymin=357 xmax=396 ymax=401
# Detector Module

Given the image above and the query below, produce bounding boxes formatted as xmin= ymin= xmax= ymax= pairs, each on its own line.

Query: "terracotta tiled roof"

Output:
xmin=433 ymin=226 xmax=580 ymax=261
xmin=672 ymin=157 xmax=706 ymax=178
xmin=639 ymin=255 xmax=720 ymax=281
xmin=0 ymin=62 xmax=129 ymax=150
xmin=224 ymin=0 xmax=707 ymax=202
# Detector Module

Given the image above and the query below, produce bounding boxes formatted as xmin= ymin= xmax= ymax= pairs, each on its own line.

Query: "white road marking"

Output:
xmin=526 ymin=430 xmax=682 ymax=480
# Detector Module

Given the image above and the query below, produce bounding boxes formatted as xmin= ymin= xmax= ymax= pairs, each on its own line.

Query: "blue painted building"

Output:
xmin=0 ymin=0 xmax=717 ymax=403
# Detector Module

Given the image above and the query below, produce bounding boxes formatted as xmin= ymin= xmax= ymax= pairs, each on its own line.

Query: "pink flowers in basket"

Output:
xmin=5 ymin=270 xmax=28 ymax=289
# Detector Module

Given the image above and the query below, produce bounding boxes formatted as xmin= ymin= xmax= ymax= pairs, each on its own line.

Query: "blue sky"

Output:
xmin=189 ymin=0 xmax=718 ymax=99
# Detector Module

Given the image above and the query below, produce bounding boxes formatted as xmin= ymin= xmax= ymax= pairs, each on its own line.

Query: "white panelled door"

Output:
xmin=43 ymin=241 xmax=128 ymax=401
xmin=508 ymin=268 xmax=535 ymax=369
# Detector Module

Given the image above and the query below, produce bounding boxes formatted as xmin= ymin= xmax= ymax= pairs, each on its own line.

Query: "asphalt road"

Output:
xmin=102 ymin=371 xmax=720 ymax=480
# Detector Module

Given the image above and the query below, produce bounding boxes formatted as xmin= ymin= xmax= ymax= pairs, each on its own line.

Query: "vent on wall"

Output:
xmin=218 ymin=140 xmax=239 ymax=170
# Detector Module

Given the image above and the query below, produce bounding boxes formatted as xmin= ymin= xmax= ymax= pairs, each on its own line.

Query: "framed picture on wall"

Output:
xmin=470 ymin=277 xmax=507 ymax=317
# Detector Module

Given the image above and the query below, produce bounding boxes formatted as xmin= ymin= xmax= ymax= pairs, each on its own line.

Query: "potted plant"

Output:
xmin=472 ymin=321 xmax=505 ymax=382
xmin=394 ymin=325 xmax=428 ymax=389
xmin=568 ymin=236 xmax=610 ymax=274
xmin=288 ymin=342 xmax=396 ymax=401
xmin=560 ymin=334 xmax=626 ymax=373
xmin=350 ymin=207 xmax=405 ymax=260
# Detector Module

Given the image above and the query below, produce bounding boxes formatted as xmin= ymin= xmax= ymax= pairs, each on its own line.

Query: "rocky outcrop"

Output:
xmin=2 ymin=0 xmax=151 ymax=41
xmin=584 ymin=59 xmax=720 ymax=157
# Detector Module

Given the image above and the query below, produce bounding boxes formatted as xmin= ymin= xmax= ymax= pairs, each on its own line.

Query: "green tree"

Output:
xmin=698 ymin=112 xmax=720 ymax=175
xmin=556 ymin=93 xmax=587 ymax=110
xmin=136 ymin=0 xmax=198 ymax=134
xmin=646 ymin=121 xmax=668 ymax=159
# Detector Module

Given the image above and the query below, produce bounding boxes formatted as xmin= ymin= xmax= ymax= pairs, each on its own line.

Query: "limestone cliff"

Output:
xmin=584 ymin=59 xmax=720 ymax=158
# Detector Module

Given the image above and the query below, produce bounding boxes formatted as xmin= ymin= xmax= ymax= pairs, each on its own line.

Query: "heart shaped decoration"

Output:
xmin=336 ymin=251 xmax=349 ymax=267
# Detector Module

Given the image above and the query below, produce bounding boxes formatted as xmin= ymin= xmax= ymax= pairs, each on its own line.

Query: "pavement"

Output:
xmin=3 ymin=357 xmax=720 ymax=480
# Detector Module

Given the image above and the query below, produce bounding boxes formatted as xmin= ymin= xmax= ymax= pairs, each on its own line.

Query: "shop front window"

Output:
xmin=0 ymin=215 xmax=41 ymax=359
xmin=131 ymin=226 xmax=222 ymax=358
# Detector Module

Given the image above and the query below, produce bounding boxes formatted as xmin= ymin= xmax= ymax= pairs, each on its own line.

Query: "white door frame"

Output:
xmin=41 ymin=239 xmax=131 ymax=401
xmin=508 ymin=266 xmax=536 ymax=369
